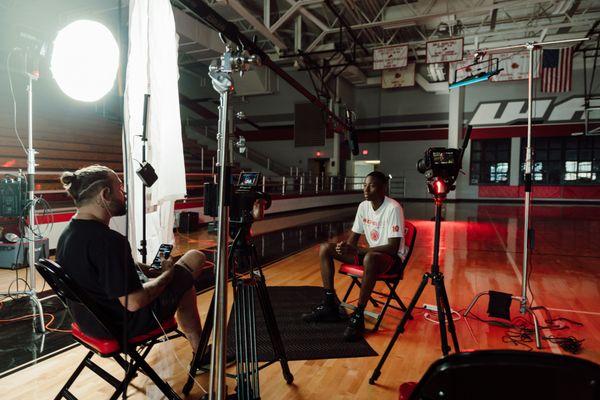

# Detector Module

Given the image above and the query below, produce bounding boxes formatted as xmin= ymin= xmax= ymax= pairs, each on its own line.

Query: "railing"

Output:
xmin=185 ymin=121 xmax=298 ymax=176
xmin=4 ymin=170 xmax=406 ymax=212
xmin=260 ymin=175 xmax=363 ymax=196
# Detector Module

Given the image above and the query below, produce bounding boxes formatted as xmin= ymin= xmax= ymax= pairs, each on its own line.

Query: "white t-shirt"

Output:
xmin=351 ymin=196 xmax=406 ymax=259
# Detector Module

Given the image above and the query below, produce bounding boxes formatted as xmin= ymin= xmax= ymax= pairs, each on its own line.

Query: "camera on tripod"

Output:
xmin=416 ymin=126 xmax=472 ymax=196
xmin=204 ymin=171 xmax=271 ymax=237
xmin=416 ymin=148 xmax=461 ymax=195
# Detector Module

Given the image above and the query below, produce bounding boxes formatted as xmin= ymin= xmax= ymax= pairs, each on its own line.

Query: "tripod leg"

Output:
xmin=370 ymin=272 xmax=430 ymax=385
xmin=433 ymin=275 xmax=452 ymax=356
xmin=255 ymin=273 xmax=294 ymax=384
xmin=437 ymin=274 xmax=460 ymax=353
xmin=183 ymin=293 xmax=215 ymax=395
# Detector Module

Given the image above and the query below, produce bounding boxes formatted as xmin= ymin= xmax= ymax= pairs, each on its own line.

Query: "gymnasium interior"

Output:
xmin=0 ymin=0 xmax=599 ymax=399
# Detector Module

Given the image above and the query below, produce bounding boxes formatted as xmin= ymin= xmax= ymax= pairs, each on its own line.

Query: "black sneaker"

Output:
xmin=302 ymin=294 xmax=343 ymax=323
xmin=343 ymin=309 xmax=365 ymax=342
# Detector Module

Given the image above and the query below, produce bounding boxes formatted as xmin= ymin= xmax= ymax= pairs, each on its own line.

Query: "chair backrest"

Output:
xmin=409 ymin=350 xmax=600 ymax=400
xmin=35 ymin=259 xmax=121 ymax=340
xmin=398 ymin=221 xmax=417 ymax=275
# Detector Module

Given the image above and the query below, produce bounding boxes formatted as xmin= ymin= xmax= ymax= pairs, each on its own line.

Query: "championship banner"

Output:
xmin=426 ymin=38 xmax=463 ymax=64
xmin=490 ymin=50 xmax=540 ymax=82
xmin=373 ymin=44 xmax=408 ymax=70
xmin=382 ymin=63 xmax=415 ymax=89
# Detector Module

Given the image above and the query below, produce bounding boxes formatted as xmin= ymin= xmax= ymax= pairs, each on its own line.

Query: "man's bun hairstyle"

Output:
xmin=60 ymin=165 xmax=114 ymax=206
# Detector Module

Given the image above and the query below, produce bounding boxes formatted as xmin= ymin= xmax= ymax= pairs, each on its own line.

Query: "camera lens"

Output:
xmin=416 ymin=158 xmax=428 ymax=174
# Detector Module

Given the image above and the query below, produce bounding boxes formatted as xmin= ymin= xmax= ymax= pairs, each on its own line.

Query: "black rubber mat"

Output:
xmin=227 ymin=285 xmax=378 ymax=361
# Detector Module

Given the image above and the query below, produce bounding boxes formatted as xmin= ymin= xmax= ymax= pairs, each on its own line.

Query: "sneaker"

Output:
xmin=343 ymin=309 xmax=365 ymax=342
xmin=302 ymin=293 xmax=343 ymax=323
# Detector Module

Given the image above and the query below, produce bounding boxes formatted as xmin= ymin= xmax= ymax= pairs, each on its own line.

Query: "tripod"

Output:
xmin=183 ymin=223 xmax=293 ymax=398
xmin=370 ymin=188 xmax=460 ymax=384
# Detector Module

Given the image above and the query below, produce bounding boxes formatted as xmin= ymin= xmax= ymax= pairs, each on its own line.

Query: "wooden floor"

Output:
xmin=1 ymin=202 xmax=600 ymax=399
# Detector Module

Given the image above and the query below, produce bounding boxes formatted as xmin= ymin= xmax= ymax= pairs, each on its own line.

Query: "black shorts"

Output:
xmin=127 ymin=263 xmax=195 ymax=338
xmin=354 ymin=253 xmax=403 ymax=275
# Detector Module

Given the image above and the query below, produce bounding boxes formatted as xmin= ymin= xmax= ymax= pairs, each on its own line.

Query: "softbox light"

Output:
xmin=50 ymin=20 xmax=119 ymax=102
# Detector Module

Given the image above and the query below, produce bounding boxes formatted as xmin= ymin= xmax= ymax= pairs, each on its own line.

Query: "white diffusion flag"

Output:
xmin=124 ymin=0 xmax=186 ymax=262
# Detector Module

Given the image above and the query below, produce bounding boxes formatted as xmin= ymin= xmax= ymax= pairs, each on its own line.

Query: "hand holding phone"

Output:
xmin=151 ymin=244 xmax=173 ymax=270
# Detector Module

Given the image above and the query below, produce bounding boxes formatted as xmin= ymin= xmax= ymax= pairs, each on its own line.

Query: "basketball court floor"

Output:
xmin=0 ymin=201 xmax=599 ymax=399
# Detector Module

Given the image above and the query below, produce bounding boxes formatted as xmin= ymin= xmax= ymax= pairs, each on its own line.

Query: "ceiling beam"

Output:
xmin=217 ymin=0 xmax=287 ymax=49
xmin=173 ymin=7 xmax=226 ymax=54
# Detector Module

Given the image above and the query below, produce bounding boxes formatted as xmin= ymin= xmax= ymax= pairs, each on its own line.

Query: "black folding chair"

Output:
xmin=401 ymin=350 xmax=600 ymax=400
xmin=35 ymin=259 xmax=183 ymax=400
xmin=339 ymin=221 xmax=417 ymax=331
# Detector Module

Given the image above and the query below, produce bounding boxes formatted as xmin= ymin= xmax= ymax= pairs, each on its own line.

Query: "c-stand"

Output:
xmin=369 ymin=126 xmax=472 ymax=385
xmin=183 ymin=221 xmax=293 ymax=399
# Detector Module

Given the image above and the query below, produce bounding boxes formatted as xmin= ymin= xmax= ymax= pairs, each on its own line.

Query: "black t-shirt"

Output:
xmin=56 ymin=219 xmax=143 ymax=338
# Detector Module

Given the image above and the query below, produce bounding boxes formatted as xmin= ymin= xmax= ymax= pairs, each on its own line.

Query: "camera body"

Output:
xmin=229 ymin=172 xmax=271 ymax=224
xmin=203 ymin=172 xmax=271 ymax=238
xmin=416 ymin=148 xmax=461 ymax=181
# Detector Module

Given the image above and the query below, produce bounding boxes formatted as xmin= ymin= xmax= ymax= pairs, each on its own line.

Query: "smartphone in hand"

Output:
xmin=151 ymin=244 xmax=173 ymax=270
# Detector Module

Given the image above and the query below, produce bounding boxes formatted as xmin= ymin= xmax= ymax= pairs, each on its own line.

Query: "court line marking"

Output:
xmin=483 ymin=210 xmax=562 ymax=355
xmin=546 ymin=307 xmax=600 ymax=316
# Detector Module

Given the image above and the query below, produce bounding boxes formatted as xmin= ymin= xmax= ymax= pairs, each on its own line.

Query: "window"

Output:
xmin=470 ymin=139 xmax=511 ymax=185
xmin=520 ymin=136 xmax=600 ymax=185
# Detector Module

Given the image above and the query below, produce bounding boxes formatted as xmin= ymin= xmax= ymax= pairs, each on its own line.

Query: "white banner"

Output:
xmin=426 ymin=38 xmax=463 ymax=64
xmin=124 ymin=0 xmax=187 ymax=262
xmin=373 ymin=45 xmax=408 ymax=70
xmin=490 ymin=50 xmax=540 ymax=82
xmin=382 ymin=63 xmax=415 ymax=89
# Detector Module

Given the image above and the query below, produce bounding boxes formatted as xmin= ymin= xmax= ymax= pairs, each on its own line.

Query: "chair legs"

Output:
xmin=342 ymin=277 xmax=410 ymax=332
xmin=55 ymin=341 xmax=181 ymax=400
xmin=54 ymin=351 xmax=94 ymax=400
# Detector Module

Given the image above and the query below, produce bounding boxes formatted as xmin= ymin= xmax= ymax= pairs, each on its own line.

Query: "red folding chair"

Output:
xmin=339 ymin=221 xmax=417 ymax=331
xmin=35 ymin=259 xmax=183 ymax=400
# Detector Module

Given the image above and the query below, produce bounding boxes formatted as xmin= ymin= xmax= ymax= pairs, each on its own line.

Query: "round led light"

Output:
xmin=51 ymin=20 xmax=119 ymax=102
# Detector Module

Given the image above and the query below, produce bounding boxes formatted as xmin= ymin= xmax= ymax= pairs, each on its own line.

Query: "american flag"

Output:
xmin=541 ymin=47 xmax=573 ymax=93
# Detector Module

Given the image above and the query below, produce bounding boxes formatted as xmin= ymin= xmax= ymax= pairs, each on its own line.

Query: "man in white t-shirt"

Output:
xmin=302 ymin=171 xmax=405 ymax=341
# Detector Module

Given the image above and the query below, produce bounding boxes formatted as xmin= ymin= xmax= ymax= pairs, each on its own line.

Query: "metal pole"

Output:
xmin=520 ymin=43 xmax=534 ymax=314
xmin=282 ymin=176 xmax=286 ymax=195
xmin=26 ymin=75 xmax=45 ymax=332
xmin=299 ymin=176 xmax=304 ymax=195
xmin=208 ymin=58 xmax=233 ymax=400
xmin=315 ymin=176 xmax=319 ymax=194
xmin=262 ymin=174 xmax=266 ymax=193
xmin=208 ymin=46 xmax=258 ymax=399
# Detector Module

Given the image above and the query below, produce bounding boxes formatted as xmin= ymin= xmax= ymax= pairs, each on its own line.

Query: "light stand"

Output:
xmin=0 ymin=68 xmax=46 ymax=333
xmin=463 ymin=37 xmax=588 ymax=349
xmin=139 ymin=94 xmax=150 ymax=264
xmin=208 ymin=45 xmax=257 ymax=400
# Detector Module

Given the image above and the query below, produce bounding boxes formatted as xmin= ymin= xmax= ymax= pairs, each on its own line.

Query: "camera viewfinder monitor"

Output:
xmin=238 ymin=172 xmax=260 ymax=188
